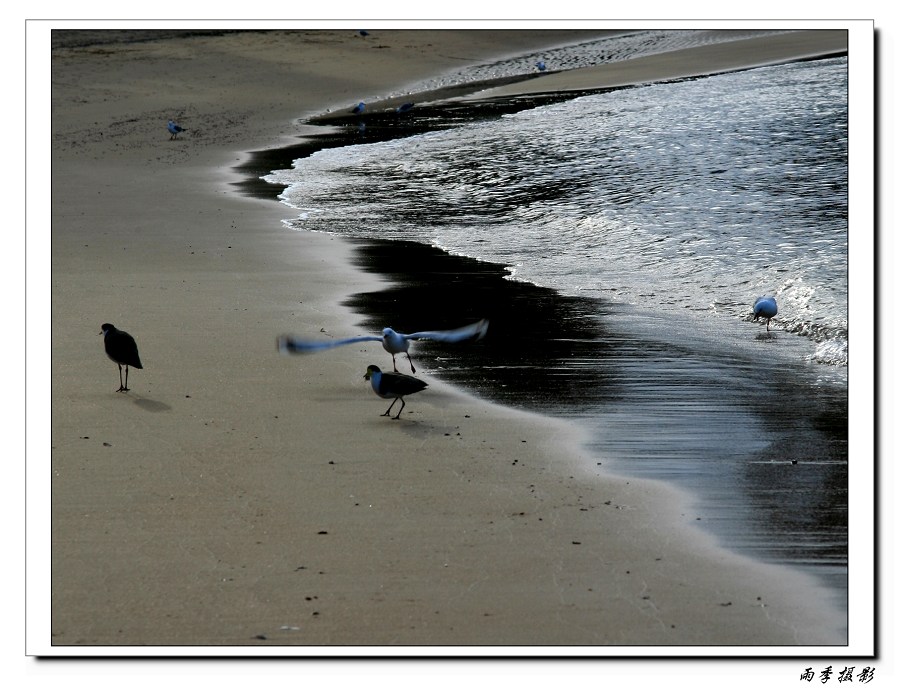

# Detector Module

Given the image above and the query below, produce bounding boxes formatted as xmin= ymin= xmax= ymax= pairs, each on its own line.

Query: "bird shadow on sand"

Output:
xmin=130 ymin=396 xmax=172 ymax=413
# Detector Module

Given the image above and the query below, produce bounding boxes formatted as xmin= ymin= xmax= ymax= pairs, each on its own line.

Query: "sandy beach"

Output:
xmin=45 ymin=28 xmax=850 ymax=651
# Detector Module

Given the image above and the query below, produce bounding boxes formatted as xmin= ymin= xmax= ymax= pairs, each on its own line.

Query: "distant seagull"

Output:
xmin=753 ymin=296 xmax=778 ymax=331
xmin=100 ymin=323 xmax=143 ymax=392
xmin=364 ymin=365 xmax=428 ymax=419
xmin=351 ymin=102 xmax=366 ymax=114
xmin=396 ymin=102 xmax=415 ymax=114
xmin=358 ymin=30 xmax=369 ymax=37
xmin=167 ymin=120 xmax=185 ymax=139
xmin=277 ymin=319 xmax=489 ymax=374
xmin=536 ymin=60 xmax=546 ymax=71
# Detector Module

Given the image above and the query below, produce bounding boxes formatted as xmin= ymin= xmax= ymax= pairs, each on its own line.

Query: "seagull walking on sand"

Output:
xmin=167 ymin=120 xmax=185 ymax=139
xmin=277 ymin=319 xmax=489 ymax=374
xmin=364 ymin=365 xmax=428 ymax=419
xmin=100 ymin=323 xmax=143 ymax=392
xmin=752 ymin=296 xmax=778 ymax=331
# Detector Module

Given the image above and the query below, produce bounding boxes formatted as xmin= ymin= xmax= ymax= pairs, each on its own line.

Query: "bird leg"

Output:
xmin=381 ymin=398 xmax=400 ymax=417
xmin=392 ymin=397 xmax=407 ymax=419
xmin=406 ymin=353 xmax=416 ymax=374
xmin=116 ymin=364 xmax=128 ymax=392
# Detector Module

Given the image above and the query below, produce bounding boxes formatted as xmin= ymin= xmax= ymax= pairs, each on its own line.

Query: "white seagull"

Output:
xmin=752 ymin=296 xmax=778 ymax=331
xmin=167 ymin=120 xmax=185 ymax=139
xmin=277 ymin=319 xmax=488 ymax=373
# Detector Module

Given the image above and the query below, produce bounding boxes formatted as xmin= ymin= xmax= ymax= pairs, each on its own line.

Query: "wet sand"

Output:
xmin=43 ymin=27 xmax=850 ymax=652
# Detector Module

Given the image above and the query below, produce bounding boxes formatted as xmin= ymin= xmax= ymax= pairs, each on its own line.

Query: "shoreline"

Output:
xmin=47 ymin=28 xmax=848 ymax=650
xmin=338 ymin=238 xmax=847 ymax=581
xmin=244 ymin=44 xmax=848 ymax=591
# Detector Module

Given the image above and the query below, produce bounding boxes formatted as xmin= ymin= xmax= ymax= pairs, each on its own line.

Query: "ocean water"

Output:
xmin=263 ymin=36 xmax=849 ymax=608
xmin=271 ymin=57 xmax=848 ymax=375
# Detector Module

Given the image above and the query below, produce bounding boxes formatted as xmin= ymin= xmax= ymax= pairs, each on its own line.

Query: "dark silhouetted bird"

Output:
xmin=100 ymin=323 xmax=143 ymax=392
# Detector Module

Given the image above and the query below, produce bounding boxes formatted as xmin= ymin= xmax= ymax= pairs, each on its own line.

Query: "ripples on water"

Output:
xmin=269 ymin=55 xmax=848 ymax=376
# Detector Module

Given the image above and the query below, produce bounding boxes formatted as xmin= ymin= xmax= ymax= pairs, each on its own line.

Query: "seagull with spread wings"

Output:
xmin=277 ymin=319 xmax=488 ymax=373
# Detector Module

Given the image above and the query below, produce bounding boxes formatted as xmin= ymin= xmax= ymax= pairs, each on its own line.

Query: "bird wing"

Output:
xmin=378 ymin=371 xmax=428 ymax=396
xmin=402 ymin=319 xmax=489 ymax=343
xmin=277 ymin=334 xmax=381 ymax=354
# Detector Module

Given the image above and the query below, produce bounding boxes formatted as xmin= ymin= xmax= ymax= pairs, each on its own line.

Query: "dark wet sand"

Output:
xmin=345 ymin=239 xmax=848 ymax=590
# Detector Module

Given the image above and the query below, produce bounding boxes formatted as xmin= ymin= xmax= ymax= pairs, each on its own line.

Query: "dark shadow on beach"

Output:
xmin=344 ymin=238 xmax=620 ymax=410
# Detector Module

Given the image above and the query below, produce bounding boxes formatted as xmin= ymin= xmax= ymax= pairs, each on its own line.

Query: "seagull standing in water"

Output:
xmin=100 ymin=323 xmax=143 ymax=392
xmin=364 ymin=365 xmax=428 ymax=419
xmin=752 ymin=296 xmax=778 ymax=331
xmin=277 ymin=319 xmax=488 ymax=373
xmin=167 ymin=120 xmax=185 ymax=139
